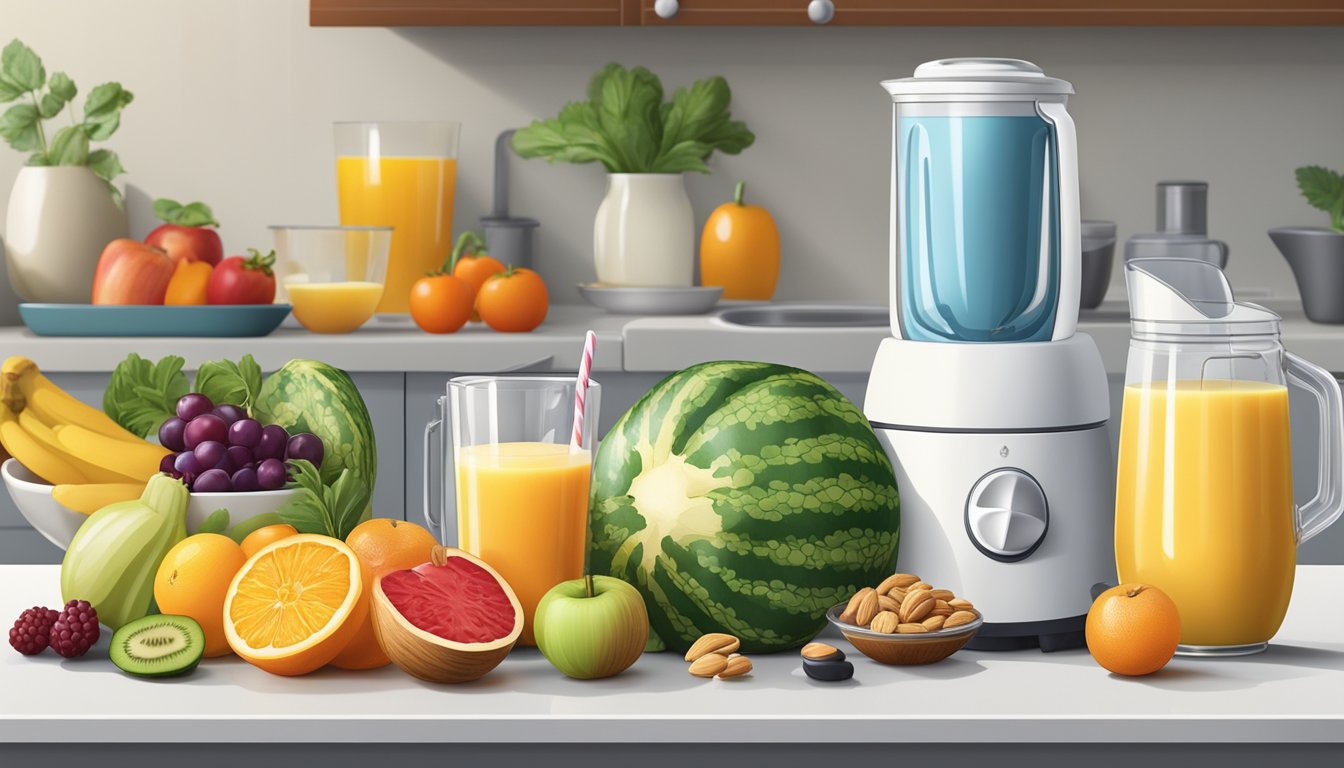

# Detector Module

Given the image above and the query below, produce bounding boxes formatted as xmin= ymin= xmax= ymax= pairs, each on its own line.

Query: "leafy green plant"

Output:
xmin=0 ymin=39 xmax=133 ymax=205
xmin=276 ymin=459 xmax=371 ymax=540
xmin=512 ymin=63 xmax=754 ymax=174
xmin=1295 ymin=165 xmax=1344 ymax=234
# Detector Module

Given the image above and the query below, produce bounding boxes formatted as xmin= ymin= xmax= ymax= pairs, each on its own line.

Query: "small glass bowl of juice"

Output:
xmin=270 ymin=225 xmax=392 ymax=334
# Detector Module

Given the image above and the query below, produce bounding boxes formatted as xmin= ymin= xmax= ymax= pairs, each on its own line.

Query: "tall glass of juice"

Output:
xmin=334 ymin=121 xmax=459 ymax=315
xmin=447 ymin=376 xmax=601 ymax=647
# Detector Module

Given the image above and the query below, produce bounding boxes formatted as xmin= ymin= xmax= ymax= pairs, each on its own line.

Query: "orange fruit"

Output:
xmin=1085 ymin=583 xmax=1181 ymax=676
xmin=330 ymin=518 xmax=439 ymax=670
xmin=223 ymin=533 xmax=367 ymax=676
xmin=240 ymin=523 xmax=298 ymax=558
xmin=154 ymin=533 xmax=248 ymax=658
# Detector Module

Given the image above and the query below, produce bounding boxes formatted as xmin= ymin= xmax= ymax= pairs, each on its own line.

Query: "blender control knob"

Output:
xmin=965 ymin=469 xmax=1049 ymax=561
xmin=807 ymin=0 xmax=835 ymax=24
xmin=654 ymin=0 xmax=680 ymax=19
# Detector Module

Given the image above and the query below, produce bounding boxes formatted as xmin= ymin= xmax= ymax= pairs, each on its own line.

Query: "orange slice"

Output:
xmin=223 ymin=534 xmax=368 ymax=676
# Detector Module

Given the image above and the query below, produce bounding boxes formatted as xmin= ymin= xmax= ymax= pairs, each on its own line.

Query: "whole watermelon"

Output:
xmin=253 ymin=360 xmax=377 ymax=494
xmin=589 ymin=361 xmax=900 ymax=654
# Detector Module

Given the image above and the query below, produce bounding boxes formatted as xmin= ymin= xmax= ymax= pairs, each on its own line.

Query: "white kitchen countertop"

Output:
xmin=3 ymin=563 xmax=1344 ymax=744
xmin=2 ymin=300 xmax=1344 ymax=376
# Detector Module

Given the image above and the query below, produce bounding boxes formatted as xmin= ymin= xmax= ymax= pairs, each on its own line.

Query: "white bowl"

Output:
xmin=2 ymin=458 xmax=301 ymax=550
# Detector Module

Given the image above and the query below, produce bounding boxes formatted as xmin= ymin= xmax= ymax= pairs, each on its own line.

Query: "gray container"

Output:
xmin=481 ymin=129 xmax=539 ymax=270
xmin=1270 ymin=227 xmax=1344 ymax=324
xmin=1125 ymin=180 xmax=1229 ymax=269
xmin=1079 ymin=220 xmax=1116 ymax=309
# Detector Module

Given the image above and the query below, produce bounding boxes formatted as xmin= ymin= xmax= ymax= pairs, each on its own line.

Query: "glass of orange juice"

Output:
xmin=431 ymin=376 xmax=600 ymax=647
xmin=334 ymin=121 xmax=460 ymax=316
xmin=270 ymin=225 xmax=392 ymax=334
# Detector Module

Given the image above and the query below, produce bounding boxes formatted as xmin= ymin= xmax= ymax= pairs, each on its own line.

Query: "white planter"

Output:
xmin=593 ymin=173 xmax=694 ymax=287
xmin=5 ymin=166 xmax=127 ymax=304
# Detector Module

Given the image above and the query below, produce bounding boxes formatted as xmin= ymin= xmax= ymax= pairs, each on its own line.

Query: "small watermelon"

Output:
xmin=589 ymin=361 xmax=900 ymax=654
xmin=252 ymin=360 xmax=377 ymax=495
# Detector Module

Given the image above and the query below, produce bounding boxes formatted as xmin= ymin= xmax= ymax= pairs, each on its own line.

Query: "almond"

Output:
xmin=689 ymin=653 xmax=729 ymax=677
xmin=801 ymin=642 xmax=840 ymax=661
xmin=922 ymin=615 xmax=947 ymax=632
xmin=870 ymin=610 xmax=901 ymax=634
xmin=948 ymin=598 xmax=975 ymax=612
xmin=945 ymin=610 xmax=978 ymax=629
xmin=897 ymin=623 xmax=929 ymax=634
xmin=878 ymin=594 xmax=902 ymax=614
xmin=910 ymin=581 xmax=933 ymax=592
xmin=889 ymin=573 xmax=921 ymax=589
xmin=684 ymin=633 xmax=740 ymax=662
xmin=717 ymin=654 xmax=753 ymax=679
xmin=854 ymin=589 xmax=881 ymax=627
xmin=929 ymin=589 xmax=956 ymax=602
xmin=931 ymin=600 xmax=954 ymax=617
xmin=839 ymin=587 xmax=874 ymax=624
xmin=899 ymin=588 xmax=935 ymax=623
xmin=886 ymin=586 xmax=908 ymax=602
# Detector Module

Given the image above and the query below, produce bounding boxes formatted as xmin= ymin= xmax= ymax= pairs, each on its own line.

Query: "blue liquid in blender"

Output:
xmin=898 ymin=115 xmax=1061 ymax=342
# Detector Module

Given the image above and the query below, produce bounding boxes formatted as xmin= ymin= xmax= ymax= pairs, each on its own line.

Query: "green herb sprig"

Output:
xmin=1296 ymin=165 xmax=1344 ymax=234
xmin=0 ymin=40 xmax=133 ymax=206
xmin=276 ymin=459 xmax=371 ymax=541
xmin=512 ymin=63 xmax=754 ymax=175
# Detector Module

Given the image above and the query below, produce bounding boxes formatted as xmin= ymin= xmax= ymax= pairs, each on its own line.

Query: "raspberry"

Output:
xmin=49 ymin=600 xmax=99 ymax=658
xmin=9 ymin=606 xmax=59 ymax=655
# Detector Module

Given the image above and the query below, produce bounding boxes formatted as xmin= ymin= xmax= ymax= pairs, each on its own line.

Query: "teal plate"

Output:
xmin=19 ymin=304 xmax=292 ymax=337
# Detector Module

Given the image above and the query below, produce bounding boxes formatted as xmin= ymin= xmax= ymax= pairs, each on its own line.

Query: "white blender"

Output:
xmin=864 ymin=59 xmax=1114 ymax=651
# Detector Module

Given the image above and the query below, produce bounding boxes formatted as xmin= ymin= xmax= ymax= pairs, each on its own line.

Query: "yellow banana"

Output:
xmin=53 ymin=482 xmax=147 ymax=515
xmin=0 ymin=405 xmax=88 ymax=485
xmin=17 ymin=409 xmax=142 ymax=485
xmin=3 ymin=356 xmax=142 ymax=442
xmin=53 ymin=423 xmax=169 ymax=482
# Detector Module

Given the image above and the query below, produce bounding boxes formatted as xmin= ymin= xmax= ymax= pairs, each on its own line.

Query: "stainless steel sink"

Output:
xmin=718 ymin=305 xmax=889 ymax=328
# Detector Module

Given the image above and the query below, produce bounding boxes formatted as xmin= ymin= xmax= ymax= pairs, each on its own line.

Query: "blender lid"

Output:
xmin=882 ymin=58 xmax=1074 ymax=99
xmin=1125 ymin=257 xmax=1280 ymax=336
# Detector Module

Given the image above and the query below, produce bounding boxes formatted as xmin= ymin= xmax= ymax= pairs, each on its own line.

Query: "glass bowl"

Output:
xmin=269 ymin=225 xmax=392 ymax=334
xmin=825 ymin=603 xmax=982 ymax=665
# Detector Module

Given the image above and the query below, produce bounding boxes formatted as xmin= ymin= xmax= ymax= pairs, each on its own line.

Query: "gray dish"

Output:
xmin=577 ymin=283 xmax=722 ymax=315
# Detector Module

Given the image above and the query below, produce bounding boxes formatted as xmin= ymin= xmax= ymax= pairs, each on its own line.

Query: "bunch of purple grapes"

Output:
xmin=158 ymin=393 xmax=324 ymax=493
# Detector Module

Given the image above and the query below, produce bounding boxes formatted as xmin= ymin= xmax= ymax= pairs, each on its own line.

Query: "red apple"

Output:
xmin=91 ymin=239 xmax=176 ymax=305
xmin=146 ymin=224 xmax=223 ymax=266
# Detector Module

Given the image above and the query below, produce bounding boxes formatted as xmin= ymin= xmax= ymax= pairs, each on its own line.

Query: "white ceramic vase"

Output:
xmin=593 ymin=173 xmax=694 ymax=287
xmin=5 ymin=166 xmax=127 ymax=304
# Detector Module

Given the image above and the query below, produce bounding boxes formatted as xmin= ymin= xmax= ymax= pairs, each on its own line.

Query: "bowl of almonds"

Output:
xmin=826 ymin=573 xmax=982 ymax=665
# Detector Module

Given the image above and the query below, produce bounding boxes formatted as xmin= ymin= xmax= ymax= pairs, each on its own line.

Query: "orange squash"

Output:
xmin=699 ymin=181 xmax=780 ymax=300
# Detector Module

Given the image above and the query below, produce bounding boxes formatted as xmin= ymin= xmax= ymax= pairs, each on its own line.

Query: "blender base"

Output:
xmin=964 ymin=614 xmax=1088 ymax=652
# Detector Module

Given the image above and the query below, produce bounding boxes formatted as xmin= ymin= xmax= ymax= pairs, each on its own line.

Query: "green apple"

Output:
xmin=534 ymin=575 xmax=649 ymax=680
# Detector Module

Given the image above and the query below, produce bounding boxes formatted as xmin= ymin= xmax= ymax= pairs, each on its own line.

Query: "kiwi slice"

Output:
xmin=109 ymin=614 xmax=205 ymax=678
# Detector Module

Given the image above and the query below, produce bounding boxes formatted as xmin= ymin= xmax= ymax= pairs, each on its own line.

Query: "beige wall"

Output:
xmin=1 ymin=0 xmax=1341 ymax=305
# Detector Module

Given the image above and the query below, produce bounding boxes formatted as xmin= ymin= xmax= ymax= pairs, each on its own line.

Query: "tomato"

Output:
xmin=207 ymin=249 xmax=277 ymax=305
xmin=477 ymin=268 xmax=548 ymax=333
xmin=409 ymin=273 xmax=475 ymax=334
xmin=447 ymin=232 xmax=505 ymax=322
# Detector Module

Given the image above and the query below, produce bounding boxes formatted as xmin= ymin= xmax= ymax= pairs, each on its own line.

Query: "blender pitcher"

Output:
xmin=882 ymin=58 xmax=1081 ymax=343
xmin=1115 ymin=258 xmax=1344 ymax=655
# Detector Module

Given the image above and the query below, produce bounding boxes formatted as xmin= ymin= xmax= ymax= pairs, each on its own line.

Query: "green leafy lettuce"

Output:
xmin=512 ymin=63 xmax=754 ymax=174
xmin=194 ymin=354 xmax=263 ymax=415
xmin=104 ymin=354 xmax=189 ymax=439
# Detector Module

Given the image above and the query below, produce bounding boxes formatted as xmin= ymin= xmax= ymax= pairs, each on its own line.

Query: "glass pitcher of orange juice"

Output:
xmin=1116 ymin=258 xmax=1344 ymax=656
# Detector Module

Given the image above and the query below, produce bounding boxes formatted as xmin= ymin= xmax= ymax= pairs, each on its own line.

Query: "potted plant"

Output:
xmin=513 ymin=63 xmax=754 ymax=287
xmin=0 ymin=39 xmax=133 ymax=304
xmin=1270 ymin=165 xmax=1344 ymax=323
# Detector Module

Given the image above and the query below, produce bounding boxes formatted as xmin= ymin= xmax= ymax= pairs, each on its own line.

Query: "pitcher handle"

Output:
xmin=422 ymin=414 xmax=443 ymax=532
xmin=1287 ymin=352 xmax=1344 ymax=545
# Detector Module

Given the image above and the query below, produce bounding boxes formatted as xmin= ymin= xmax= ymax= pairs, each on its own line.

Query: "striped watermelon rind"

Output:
xmin=252 ymin=360 xmax=377 ymax=496
xmin=588 ymin=361 xmax=900 ymax=654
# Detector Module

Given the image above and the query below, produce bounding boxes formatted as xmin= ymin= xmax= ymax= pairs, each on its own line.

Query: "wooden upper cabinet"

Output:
xmin=310 ymin=0 xmax=640 ymax=26
xmin=309 ymin=0 xmax=1344 ymax=26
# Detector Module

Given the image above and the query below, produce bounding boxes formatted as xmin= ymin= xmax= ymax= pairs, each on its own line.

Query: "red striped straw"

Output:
xmin=571 ymin=330 xmax=597 ymax=448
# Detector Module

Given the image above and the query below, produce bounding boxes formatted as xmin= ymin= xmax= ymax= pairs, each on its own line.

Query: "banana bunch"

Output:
xmin=1 ymin=356 xmax=166 ymax=513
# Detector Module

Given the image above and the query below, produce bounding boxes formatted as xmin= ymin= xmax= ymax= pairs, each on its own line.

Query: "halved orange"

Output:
xmin=223 ymin=533 xmax=368 ymax=676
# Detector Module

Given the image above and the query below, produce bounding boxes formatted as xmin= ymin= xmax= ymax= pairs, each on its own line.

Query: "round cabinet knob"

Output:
xmin=807 ymin=0 xmax=835 ymax=24
xmin=654 ymin=0 xmax=680 ymax=19
xmin=965 ymin=469 xmax=1049 ymax=561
